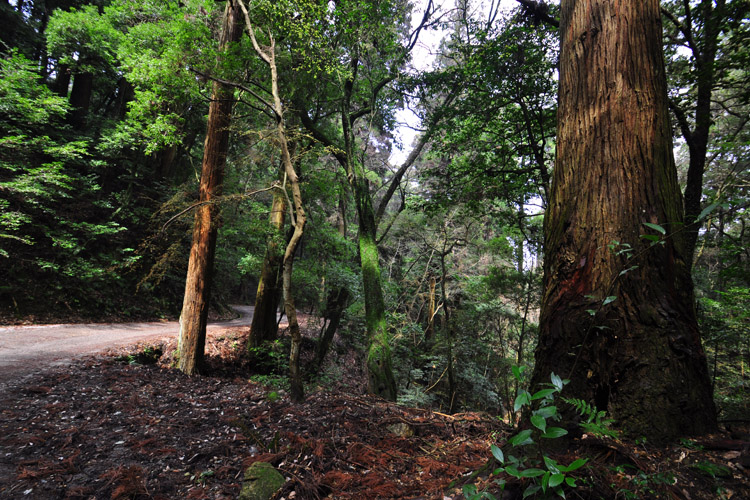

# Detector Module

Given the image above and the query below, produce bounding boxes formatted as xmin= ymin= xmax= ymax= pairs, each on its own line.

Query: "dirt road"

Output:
xmin=0 ymin=305 xmax=254 ymax=388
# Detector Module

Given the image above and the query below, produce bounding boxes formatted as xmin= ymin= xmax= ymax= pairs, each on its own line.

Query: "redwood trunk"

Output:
xmin=531 ymin=0 xmax=716 ymax=440
xmin=177 ymin=0 xmax=242 ymax=375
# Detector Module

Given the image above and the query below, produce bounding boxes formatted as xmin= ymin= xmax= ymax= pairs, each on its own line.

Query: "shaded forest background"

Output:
xmin=0 ymin=0 xmax=748 ymax=422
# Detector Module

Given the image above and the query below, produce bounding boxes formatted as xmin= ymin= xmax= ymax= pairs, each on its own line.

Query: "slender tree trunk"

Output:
xmin=425 ymin=276 xmax=436 ymax=341
xmin=531 ymin=0 xmax=716 ymax=440
xmin=666 ymin=0 xmax=725 ymax=265
xmin=177 ymin=0 xmax=242 ymax=375
xmin=312 ymin=205 xmax=351 ymax=371
xmin=352 ymin=172 xmax=397 ymax=401
xmin=249 ymin=176 xmax=286 ymax=348
xmin=312 ymin=286 xmax=351 ymax=371
xmin=239 ymin=3 xmax=308 ymax=401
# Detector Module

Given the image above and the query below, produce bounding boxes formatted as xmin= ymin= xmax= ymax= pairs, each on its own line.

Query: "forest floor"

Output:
xmin=0 ymin=319 xmax=749 ymax=499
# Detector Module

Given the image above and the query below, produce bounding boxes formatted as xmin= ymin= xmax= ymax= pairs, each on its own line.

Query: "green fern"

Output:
xmin=562 ymin=397 xmax=619 ymax=439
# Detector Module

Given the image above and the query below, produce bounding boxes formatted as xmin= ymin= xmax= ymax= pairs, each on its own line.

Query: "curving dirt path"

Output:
xmin=0 ymin=305 xmax=254 ymax=388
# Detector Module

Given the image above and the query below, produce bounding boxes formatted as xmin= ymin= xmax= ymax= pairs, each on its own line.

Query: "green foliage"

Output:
xmin=561 ymin=398 xmax=619 ymax=439
xmin=115 ymin=345 xmax=163 ymax=366
xmin=697 ymin=286 xmax=750 ymax=419
xmin=465 ymin=371 xmax=589 ymax=499
xmin=610 ymin=465 xmax=676 ymax=499
xmin=0 ymin=49 xmax=140 ymax=314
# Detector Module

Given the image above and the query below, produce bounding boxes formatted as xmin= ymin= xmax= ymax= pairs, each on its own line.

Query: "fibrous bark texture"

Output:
xmin=531 ymin=0 xmax=716 ymax=440
xmin=178 ymin=0 xmax=242 ymax=375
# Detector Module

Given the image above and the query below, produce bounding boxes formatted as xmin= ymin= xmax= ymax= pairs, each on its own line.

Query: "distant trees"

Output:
xmin=531 ymin=0 xmax=716 ymax=439
xmin=662 ymin=0 xmax=750 ymax=264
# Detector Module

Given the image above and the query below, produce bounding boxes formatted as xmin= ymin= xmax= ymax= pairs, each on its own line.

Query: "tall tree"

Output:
xmin=662 ymin=0 xmax=750 ymax=264
xmin=248 ymin=163 xmax=286 ymax=348
xmin=293 ymin=0 xmax=439 ymax=400
xmin=530 ymin=0 xmax=716 ymax=440
xmin=177 ymin=0 xmax=242 ymax=375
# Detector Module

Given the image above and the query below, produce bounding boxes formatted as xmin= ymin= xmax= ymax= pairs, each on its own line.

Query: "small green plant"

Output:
xmin=464 ymin=368 xmax=588 ymax=499
xmin=611 ymin=464 xmax=676 ymax=498
xmin=196 ymin=469 xmax=214 ymax=485
xmin=690 ymin=460 xmax=731 ymax=478
xmin=562 ymin=397 xmax=618 ymax=439
xmin=115 ymin=346 xmax=162 ymax=365
xmin=679 ymin=438 xmax=704 ymax=451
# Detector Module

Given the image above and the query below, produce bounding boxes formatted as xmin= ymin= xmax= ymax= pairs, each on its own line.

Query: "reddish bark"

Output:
xmin=177 ymin=0 xmax=242 ymax=375
xmin=531 ymin=0 xmax=716 ymax=440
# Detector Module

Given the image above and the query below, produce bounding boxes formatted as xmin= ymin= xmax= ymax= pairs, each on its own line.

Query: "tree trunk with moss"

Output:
xmin=352 ymin=171 xmax=397 ymax=401
xmin=530 ymin=0 xmax=716 ymax=440
xmin=177 ymin=0 xmax=241 ymax=375
xmin=249 ymin=182 xmax=286 ymax=348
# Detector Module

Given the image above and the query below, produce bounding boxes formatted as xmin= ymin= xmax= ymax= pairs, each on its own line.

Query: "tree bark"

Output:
xmin=425 ymin=276 xmax=436 ymax=341
xmin=53 ymin=64 xmax=70 ymax=98
xmin=68 ymin=71 xmax=93 ymax=130
xmin=249 ymin=176 xmax=286 ymax=348
xmin=238 ymin=1 xmax=307 ymax=401
xmin=352 ymin=170 xmax=397 ymax=401
xmin=177 ymin=0 xmax=242 ymax=375
xmin=531 ymin=0 xmax=716 ymax=440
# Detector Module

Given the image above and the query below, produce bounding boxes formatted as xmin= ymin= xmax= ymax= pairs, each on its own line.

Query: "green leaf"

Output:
xmin=642 ymin=222 xmax=666 ymax=234
xmin=565 ymin=477 xmax=577 ymax=487
xmin=586 ymin=309 xmax=596 ymax=316
xmin=550 ymin=372 xmax=564 ymax=391
xmin=640 ymin=234 xmax=660 ymax=242
xmin=602 ymin=296 xmax=617 ymax=306
xmin=519 ymin=468 xmax=546 ymax=478
xmin=509 ymin=429 xmax=534 ymax=446
xmin=531 ymin=388 xmax=556 ymax=400
xmin=505 ymin=465 xmax=522 ymax=478
xmin=514 ymin=390 xmax=531 ymax=412
xmin=548 ymin=473 xmax=565 ymax=488
xmin=542 ymin=470 xmax=550 ymax=491
xmin=463 ymin=484 xmax=477 ymax=497
xmin=491 ymin=444 xmax=504 ymax=464
xmin=534 ymin=406 xmax=558 ymax=419
xmin=523 ymin=484 xmax=542 ymax=498
xmin=563 ymin=458 xmax=588 ymax=472
xmin=531 ymin=414 xmax=547 ymax=433
xmin=543 ymin=455 xmax=560 ymax=473
xmin=542 ymin=427 xmax=568 ymax=439
xmin=512 ymin=365 xmax=526 ymax=382
xmin=697 ymin=202 xmax=720 ymax=221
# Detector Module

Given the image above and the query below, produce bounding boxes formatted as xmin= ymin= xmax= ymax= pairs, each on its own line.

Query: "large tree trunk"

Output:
xmin=177 ymin=0 xmax=242 ymax=375
xmin=249 ymin=174 xmax=287 ymax=348
xmin=531 ymin=0 xmax=716 ymax=440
